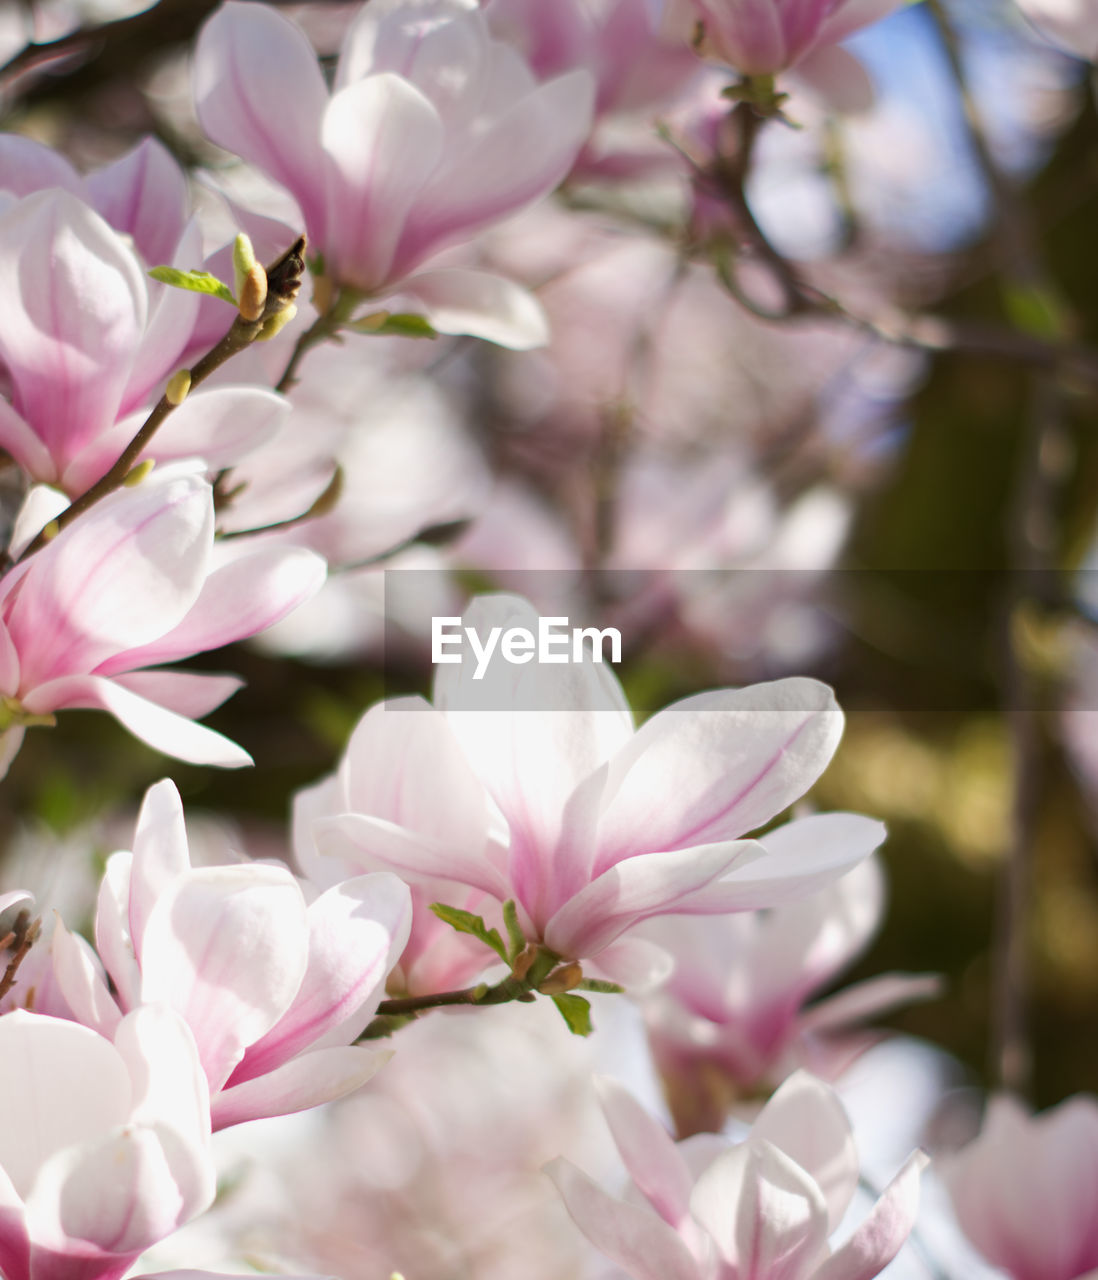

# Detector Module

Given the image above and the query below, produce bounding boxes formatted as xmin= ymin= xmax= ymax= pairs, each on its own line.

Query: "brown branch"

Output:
xmin=0 ymin=910 xmax=40 ymax=1004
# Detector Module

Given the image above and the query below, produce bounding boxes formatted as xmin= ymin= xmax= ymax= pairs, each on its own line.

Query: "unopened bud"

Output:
xmin=165 ymin=369 xmax=191 ymax=405
xmin=40 ymin=520 xmax=59 ymax=543
xmin=232 ymin=232 xmax=258 ymax=299
xmin=511 ymin=944 xmax=538 ymax=982
xmin=257 ymin=303 xmax=297 ymax=341
xmin=238 ymin=263 xmax=268 ymax=323
xmin=123 ymin=459 xmax=155 ymax=487
xmin=538 ymin=962 xmax=584 ymax=995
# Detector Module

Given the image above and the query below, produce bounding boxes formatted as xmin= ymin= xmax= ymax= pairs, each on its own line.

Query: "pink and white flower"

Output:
xmin=0 ymin=465 xmax=325 ymax=773
xmin=313 ymin=594 xmax=885 ymax=979
xmin=658 ymin=0 xmax=904 ymax=83
xmin=641 ymin=856 xmax=941 ymax=1131
xmin=0 ymin=189 xmax=289 ymax=492
xmin=51 ymin=779 xmax=412 ymax=1131
xmin=0 ymin=1004 xmax=215 ymax=1280
xmin=1016 ymin=0 xmax=1098 ymax=61
xmin=193 ymin=0 xmax=596 ymax=348
xmin=547 ymin=1069 xmax=928 ymax=1280
xmin=944 ymin=1092 xmax=1098 ymax=1280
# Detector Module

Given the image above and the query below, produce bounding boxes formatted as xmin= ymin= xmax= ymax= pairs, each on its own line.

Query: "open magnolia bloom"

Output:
xmin=51 ymin=780 xmax=412 ymax=1130
xmin=194 ymin=0 xmax=595 ymax=349
xmin=944 ymin=1093 xmax=1098 ymax=1280
xmin=547 ymin=1069 xmax=927 ymax=1280
xmin=0 ymin=466 xmax=325 ymax=774
xmin=0 ymin=188 xmax=290 ymax=492
xmin=312 ymin=593 xmax=885 ymax=983
xmin=0 ymin=1005 xmax=215 ymax=1280
xmin=640 ymin=856 xmax=942 ymax=1132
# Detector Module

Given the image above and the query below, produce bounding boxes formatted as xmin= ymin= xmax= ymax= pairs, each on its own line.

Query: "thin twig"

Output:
xmin=0 ymin=910 xmax=40 ymax=1004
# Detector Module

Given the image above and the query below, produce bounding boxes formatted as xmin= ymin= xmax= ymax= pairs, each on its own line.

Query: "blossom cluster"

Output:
xmin=0 ymin=0 xmax=1094 ymax=1276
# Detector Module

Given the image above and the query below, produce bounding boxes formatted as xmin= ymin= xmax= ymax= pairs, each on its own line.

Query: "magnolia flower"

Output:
xmin=314 ymin=594 xmax=885 ymax=981
xmin=1016 ymin=0 xmax=1098 ymax=61
xmin=944 ymin=1093 xmax=1098 ymax=1280
xmin=0 ymin=466 xmax=325 ymax=773
xmin=641 ymin=856 xmax=941 ymax=1132
xmin=484 ymin=0 xmax=699 ymax=180
xmin=547 ymin=1069 xmax=928 ymax=1280
xmin=194 ymin=0 xmax=595 ymax=348
xmin=658 ymin=0 xmax=903 ymax=91
xmin=0 ymin=1005 xmax=215 ymax=1280
xmin=0 ymin=134 xmax=188 ymax=268
xmin=51 ymin=779 xmax=412 ymax=1130
xmin=0 ymin=189 xmax=289 ymax=492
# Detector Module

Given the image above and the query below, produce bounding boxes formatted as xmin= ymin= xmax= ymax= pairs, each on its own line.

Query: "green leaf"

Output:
xmin=576 ymin=978 xmax=625 ymax=995
xmin=430 ymin=903 xmax=508 ymax=964
xmin=148 ymin=267 xmax=236 ymax=306
xmin=308 ymin=251 xmax=327 ymax=277
xmin=1003 ymin=283 xmax=1069 ymax=341
xmin=348 ymin=311 xmax=438 ymax=339
xmin=551 ymin=993 xmax=593 ymax=1036
xmin=502 ymin=899 xmax=525 ymax=962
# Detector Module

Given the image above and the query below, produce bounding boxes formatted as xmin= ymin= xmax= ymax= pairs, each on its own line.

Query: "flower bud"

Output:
xmin=165 ymin=369 xmax=191 ymax=405
xmin=538 ymin=962 xmax=584 ymax=994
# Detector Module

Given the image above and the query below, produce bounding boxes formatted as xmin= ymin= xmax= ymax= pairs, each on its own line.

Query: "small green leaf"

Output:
xmin=148 ymin=266 xmax=236 ymax=306
xmin=502 ymin=899 xmax=525 ymax=962
xmin=308 ymin=250 xmax=327 ymax=276
xmin=551 ymin=993 xmax=593 ymax=1036
xmin=576 ymin=978 xmax=625 ymax=994
xmin=1003 ymin=283 xmax=1069 ymax=341
xmin=430 ymin=902 xmax=508 ymax=964
xmin=349 ymin=311 xmax=438 ymax=339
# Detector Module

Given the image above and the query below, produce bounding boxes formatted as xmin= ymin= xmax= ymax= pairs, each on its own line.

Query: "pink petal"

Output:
xmin=85 ymin=137 xmax=188 ymax=269
xmin=0 ymin=135 xmax=81 ymax=196
xmin=0 ymin=399 xmax=58 ymax=484
xmin=211 ymin=1045 xmax=393 ymax=1130
xmin=588 ymin=935 xmax=674 ymax=992
xmin=543 ymin=839 xmax=762 ymax=958
xmin=4 ymin=469 xmax=213 ymax=688
xmin=815 ymin=0 xmax=907 ymax=45
xmin=228 ymin=872 xmax=411 ymax=1083
xmin=50 ymin=920 xmax=121 ymax=1038
xmin=800 ymin=972 xmax=944 ymax=1035
xmin=794 ymin=44 xmax=875 ymax=114
xmin=670 ymin=813 xmax=887 ymax=914
xmin=0 ymin=190 xmax=146 ymax=468
xmin=593 ymin=680 xmax=844 ymax=871
xmin=193 ymin=2 xmax=329 ymax=238
xmin=0 ymin=890 xmax=31 ymax=915
xmin=94 ymin=853 xmax=140 ymax=1011
xmin=750 ymin=1071 xmax=859 ymax=1232
xmin=813 ymin=1150 xmax=928 ymax=1280
xmin=128 ymin=779 xmax=192 ymax=959
xmin=138 ymin=865 xmax=309 ymax=1091
xmin=23 ymin=674 xmax=252 ymax=769
xmin=545 ymin=1157 xmax=701 ymax=1280
xmin=396 ymin=268 xmax=549 ymax=348
xmin=320 ymin=73 xmax=444 ymax=291
xmin=394 ymin=68 xmax=594 ymax=275
xmin=597 ymin=1077 xmax=696 ymax=1229
xmin=110 ymin=671 xmax=243 ymax=719
xmin=97 ymin=546 xmax=326 ymax=673
xmin=0 ymin=1012 xmax=131 ymax=1202
xmin=690 ymin=1140 xmax=830 ymax=1276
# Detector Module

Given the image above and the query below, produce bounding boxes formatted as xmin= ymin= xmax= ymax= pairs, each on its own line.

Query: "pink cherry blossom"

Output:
xmin=641 ymin=856 xmax=941 ymax=1130
xmin=0 ymin=1004 xmax=214 ymax=1280
xmin=944 ymin=1093 xmax=1098 ymax=1280
xmin=51 ymin=779 xmax=412 ymax=1130
xmin=0 ymin=466 xmax=326 ymax=773
xmin=547 ymin=1069 xmax=928 ymax=1280
xmin=0 ymin=188 xmax=289 ymax=492
xmin=314 ymin=593 xmax=885 ymax=978
xmin=193 ymin=0 xmax=596 ymax=348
